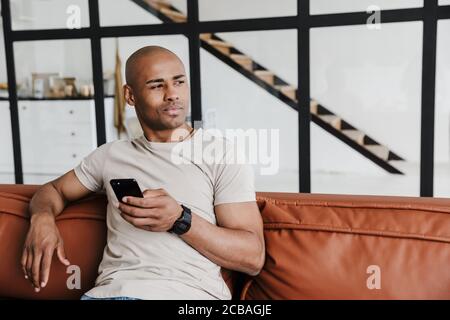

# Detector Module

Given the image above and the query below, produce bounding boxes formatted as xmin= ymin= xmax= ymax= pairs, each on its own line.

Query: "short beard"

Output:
xmin=140 ymin=113 xmax=186 ymax=131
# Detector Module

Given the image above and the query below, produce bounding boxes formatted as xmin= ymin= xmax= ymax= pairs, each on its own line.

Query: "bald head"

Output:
xmin=125 ymin=46 xmax=184 ymax=87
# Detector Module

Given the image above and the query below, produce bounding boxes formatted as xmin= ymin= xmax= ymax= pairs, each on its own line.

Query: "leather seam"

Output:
xmin=263 ymin=222 xmax=450 ymax=243
xmin=257 ymin=197 xmax=450 ymax=215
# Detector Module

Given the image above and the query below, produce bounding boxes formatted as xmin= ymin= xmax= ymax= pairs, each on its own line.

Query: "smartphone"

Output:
xmin=110 ymin=179 xmax=144 ymax=203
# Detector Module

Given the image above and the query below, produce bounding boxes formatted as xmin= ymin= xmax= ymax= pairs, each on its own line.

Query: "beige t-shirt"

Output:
xmin=73 ymin=128 xmax=256 ymax=300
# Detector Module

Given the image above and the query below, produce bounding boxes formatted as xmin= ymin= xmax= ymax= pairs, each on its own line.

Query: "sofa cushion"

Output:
xmin=0 ymin=190 xmax=107 ymax=299
xmin=242 ymin=193 xmax=450 ymax=300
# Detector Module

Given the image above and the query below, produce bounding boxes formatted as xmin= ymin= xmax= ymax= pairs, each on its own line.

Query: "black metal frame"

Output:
xmin=1 ymin=0 xmax=449 ymax=196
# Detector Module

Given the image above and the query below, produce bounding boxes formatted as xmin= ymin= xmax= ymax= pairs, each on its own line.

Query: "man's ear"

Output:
xmin=124 ymin=84 xmax=135 ymax=107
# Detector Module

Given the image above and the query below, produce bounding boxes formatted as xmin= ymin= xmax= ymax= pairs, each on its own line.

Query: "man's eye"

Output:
xmin=175 ymin=80 xmax=185 ymax=85
xmin=151 ymin=84 xmax=163 ymax=89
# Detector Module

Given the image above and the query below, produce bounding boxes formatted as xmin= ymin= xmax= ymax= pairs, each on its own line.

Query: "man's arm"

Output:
xmin=22 ymin=170 xmax=93 ymax=292
xmin=180 ymin=202 xmax=265 ymax=276
xmin=119 ymin=189 xmax=265 ymax=276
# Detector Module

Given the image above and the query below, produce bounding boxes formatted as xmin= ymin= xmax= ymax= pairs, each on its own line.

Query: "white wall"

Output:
xmin=200 ymin=48 xmax=299 ymax=192
xmin=10 ymin=0 xmax=90 ymax=30
xmin=217 ymin=29 xmax=298 ymax=87
xmin=436 ymin=20 xmax=450 ymax=163
xmin=311 ymin=22 xmax=424 ymax=164
xmin=170 ymin=0 xmax=187 ymax=15
xmin=435 ymin=19 xmax=450 ymax=196
xmin=199 ymin=0 xmax=296 ymax=21
xmin=310 ymin=0 xmax=423 ymax=14
xmin=99 ymin=0 xmax=161 ymax=26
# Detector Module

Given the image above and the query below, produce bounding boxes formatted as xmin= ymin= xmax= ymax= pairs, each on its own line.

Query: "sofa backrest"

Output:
xmin=243 ymin=192 xmax=450 ymax=299
xmin=0 ymin=185 xmax=449 ymax=299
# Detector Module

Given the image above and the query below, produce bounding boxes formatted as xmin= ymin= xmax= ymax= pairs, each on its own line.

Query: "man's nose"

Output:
xmin=165 ymin=86 xmax=179 ymax=101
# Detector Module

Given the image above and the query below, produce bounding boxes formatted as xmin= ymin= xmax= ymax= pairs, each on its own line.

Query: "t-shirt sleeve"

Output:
xmin=213 ymin=161 xmax=257 ymax=206
xmin=73 ymin=142 xmax=111 ymax=192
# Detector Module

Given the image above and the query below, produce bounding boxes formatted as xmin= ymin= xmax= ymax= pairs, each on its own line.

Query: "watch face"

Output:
xmin=173 ymin=206 xmax=191 ymax=235
xmin=174 ymin=219 xmax=190 ymax=234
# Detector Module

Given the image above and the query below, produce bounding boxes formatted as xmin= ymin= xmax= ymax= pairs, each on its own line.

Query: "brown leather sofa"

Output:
xmin=0 ymin=184 xmax=449 ymax=300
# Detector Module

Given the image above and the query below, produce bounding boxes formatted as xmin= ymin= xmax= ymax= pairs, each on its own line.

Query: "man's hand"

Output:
xmin=118 ymin=188 xmax=183 ymax=232
xmin=21 ymin=213 xmax=70 ymax=292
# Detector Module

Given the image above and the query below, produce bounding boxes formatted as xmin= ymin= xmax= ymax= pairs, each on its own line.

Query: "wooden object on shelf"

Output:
xmin=63 ymin=77 xmax=78 ymax=97
xmin=31 ymin=72 xmax=58 ymax=98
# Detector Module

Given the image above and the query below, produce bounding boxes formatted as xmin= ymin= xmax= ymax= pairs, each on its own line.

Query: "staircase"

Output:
xmin=132 ymin=0 xmax=405 ymax=174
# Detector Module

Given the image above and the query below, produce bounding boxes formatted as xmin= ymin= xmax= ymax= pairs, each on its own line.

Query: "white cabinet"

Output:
xmin=18 ymin=100 xmax=97 ymax=176
xmin=23 ymin=174 xmax=61 ymax=185
xmin=0 ymin=102 xmax=15 ymax=176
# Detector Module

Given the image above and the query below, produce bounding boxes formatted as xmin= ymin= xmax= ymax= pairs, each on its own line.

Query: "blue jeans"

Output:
xmin=81 ymin=294 xmax=140 ymax=300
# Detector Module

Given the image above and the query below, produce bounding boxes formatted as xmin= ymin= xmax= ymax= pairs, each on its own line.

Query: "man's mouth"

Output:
xmin=162 ymin=105 xmax=183 ymax=116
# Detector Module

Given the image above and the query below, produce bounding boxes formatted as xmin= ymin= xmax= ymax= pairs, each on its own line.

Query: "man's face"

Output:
xmin=126 ymin=53 xmax=190 ymax=131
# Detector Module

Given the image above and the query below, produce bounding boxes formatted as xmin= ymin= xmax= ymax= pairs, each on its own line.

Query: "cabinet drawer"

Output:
xmin=20 ymin=122 xmax=96 ymax=147
xmin=22 ymin=144 xmax=95 ymax=174
xmin=19 ymin=100 xmax=94 ymax=124
xmin=52 ymin=123 xmax=96 ymax=144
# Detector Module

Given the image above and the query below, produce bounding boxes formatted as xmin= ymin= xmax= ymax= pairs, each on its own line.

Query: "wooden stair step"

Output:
xmin=275 ymin=85 xmax=297 ymax=100
xmin=342 ymin=129 xmax=365 ymax=145
xmin=207 ymin=39 xmax=233 ymax=47
xmin=207 ymin=39 xmax=233 ymax=55
xmin=230 ymin=54 xmax=253 ymax=71
xmin=146 ymin=0 xmax=172 ymax=10
xmin=310 ymin=100 xmax=318 ymax=114
xmin=365 ymin=145 xmax=389 ymax=161
xmin=229 ymin=53 xmax=252 ymax=62
xmin=160 ymin=8 xmax=187 ymax=22
xmin=254 ymin=70 xmax=275 ymax=85
xmin=318 ymin=114 xmax=341 ymax=130
xmin=199 ymin=33 xmax=213 ymax=41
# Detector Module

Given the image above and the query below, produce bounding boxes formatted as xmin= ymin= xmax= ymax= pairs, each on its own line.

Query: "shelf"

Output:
xmin=0 ymin=95 xmax=115 ymax=101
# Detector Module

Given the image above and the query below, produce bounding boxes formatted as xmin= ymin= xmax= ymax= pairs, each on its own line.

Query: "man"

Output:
xmin=21 ymin=46 xmax=265 ymax=300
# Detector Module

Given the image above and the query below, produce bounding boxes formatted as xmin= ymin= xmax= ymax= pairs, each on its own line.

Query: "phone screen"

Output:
xmin=110 ymin=179 xmax=144 ymax=203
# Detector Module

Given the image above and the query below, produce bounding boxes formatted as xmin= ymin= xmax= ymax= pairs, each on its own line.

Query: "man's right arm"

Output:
xmin=21 ymin=169 xmax=93 ymax=292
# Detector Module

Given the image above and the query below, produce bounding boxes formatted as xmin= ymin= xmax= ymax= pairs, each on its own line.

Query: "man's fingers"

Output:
xmin=122 ymin=195 xmax=164 ymax=208
xmin=123 ymin=188 xmax=165 ymax=205
xmin=31 ymin=250 xmax=43 ymax=291
xmin=21 ymin=247 xmax=29 ymax=279
xmin=40 ymin=248 xmax=53 ymax=288
xmin=142 ymin=188 xmax=166 ymax=198
xmin=26 ymin=249 xmax=33 ymax=283
xmin=119 ymin=203 xmax=159 ymax=218
xmin=120 ymin=213 xmax=157 ymax=227
xmin=121 ymin=212 xmax=146 ymax=225
xmin=56 ymin=243 xmax=70 ymax=266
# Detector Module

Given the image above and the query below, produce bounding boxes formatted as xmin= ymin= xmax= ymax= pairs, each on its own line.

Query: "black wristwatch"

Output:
xmin=170 ymin=204 xmax=192 ymax=235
